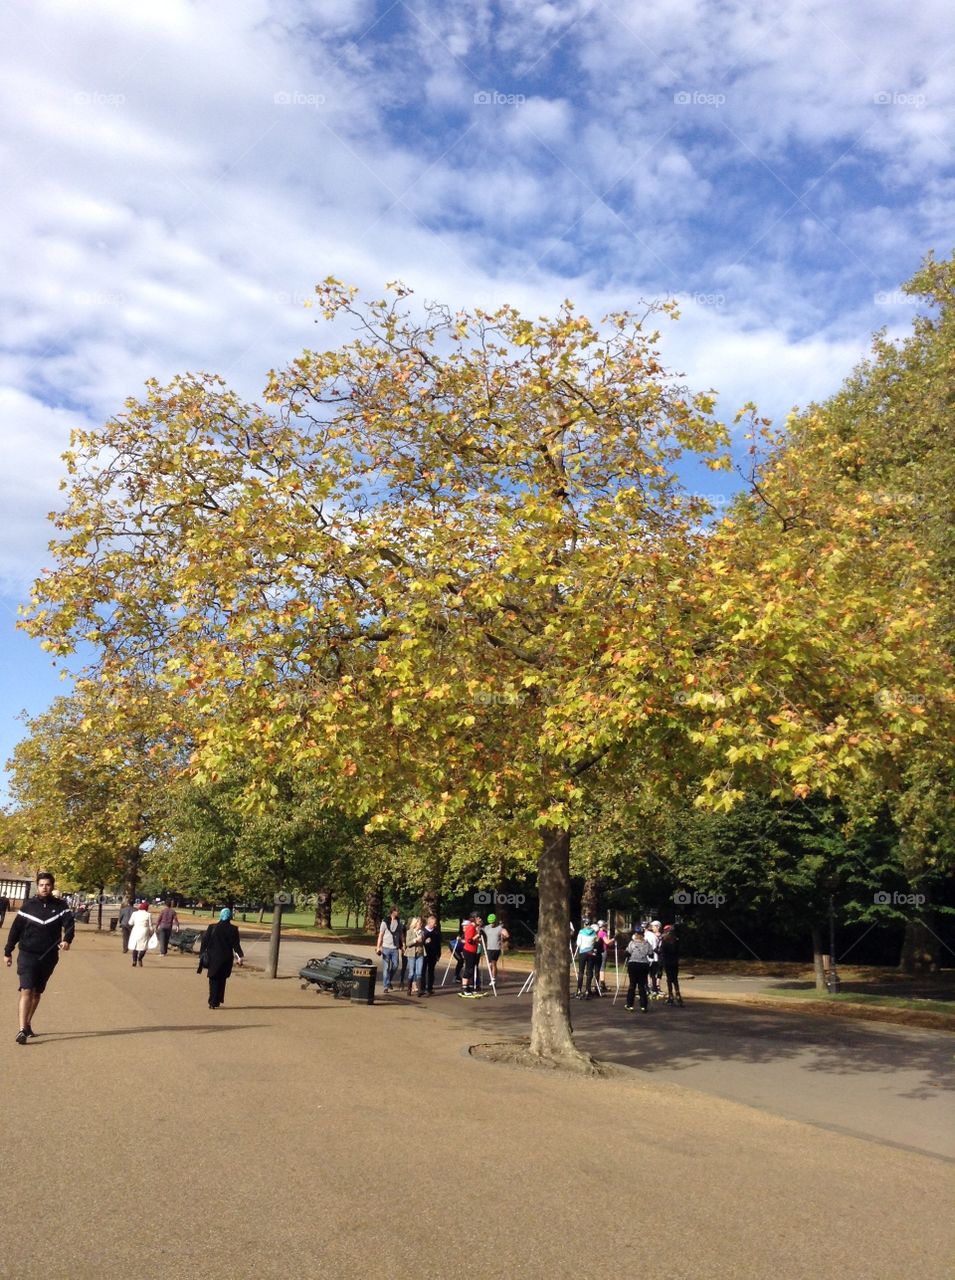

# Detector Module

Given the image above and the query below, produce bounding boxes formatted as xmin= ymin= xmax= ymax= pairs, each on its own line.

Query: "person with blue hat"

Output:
xmin=198 ymin=907 xmax=244 ymax=1008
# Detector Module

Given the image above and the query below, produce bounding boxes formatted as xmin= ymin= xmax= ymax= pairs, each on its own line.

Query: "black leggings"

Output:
xmin=626 ymin=963 xmax=649 ymax=1009
xmin=664 ymin=962 xmax=681 ymax=999
xmin=576 ymin=951 xmax=598 ymax=994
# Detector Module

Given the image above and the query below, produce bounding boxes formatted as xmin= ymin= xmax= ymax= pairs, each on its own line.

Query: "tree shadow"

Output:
xmin=434 ymin=991 xmax=955 ymax=1107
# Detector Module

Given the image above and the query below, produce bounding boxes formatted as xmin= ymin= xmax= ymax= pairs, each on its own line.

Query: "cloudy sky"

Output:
xmin=1 ymin=0 xmax=952 ymax=781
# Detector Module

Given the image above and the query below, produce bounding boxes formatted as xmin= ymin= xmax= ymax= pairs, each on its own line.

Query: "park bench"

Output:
xmin=299 ymin=951 xmax=377 ymax=1003
xmin=168 ymin=928 xmax=204 ymax=954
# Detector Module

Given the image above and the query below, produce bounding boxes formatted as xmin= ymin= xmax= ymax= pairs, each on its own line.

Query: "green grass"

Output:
xmin=767 ymin=987 xmax=955 ymax=1014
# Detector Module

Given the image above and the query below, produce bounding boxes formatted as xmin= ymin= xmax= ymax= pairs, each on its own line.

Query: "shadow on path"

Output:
xmin=30 ymin=1023 xmax=266 ymax=1042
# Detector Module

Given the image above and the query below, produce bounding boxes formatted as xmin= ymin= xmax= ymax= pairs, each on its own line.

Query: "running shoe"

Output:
xmin=15 ymin=1030 xmax=28 ymax=1045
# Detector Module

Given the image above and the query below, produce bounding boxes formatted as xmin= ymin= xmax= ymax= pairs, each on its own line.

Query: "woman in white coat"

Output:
xmin=127 ymin=900 xmax=153 ymax=968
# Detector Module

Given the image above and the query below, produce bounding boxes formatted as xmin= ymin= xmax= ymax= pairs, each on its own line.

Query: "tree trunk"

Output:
xmin=421 ymin=886 xmax=441 ymax=929
xmin=811 ymin=925 xmax=826 ymax=992
xmin=529 ymin=829 xmax=594 ymax=1069
xmin=314 ymin=886 xmax=333 ymax=929
xmin=581 ymin=874 xmax=602 ymax=922
xmin=900 ymin=916 xmax=940 ymax=972
xmin=123 ymin=847 xmax=141 ymax=904
xmin=363 ymin=885 xmax=383 ymax=935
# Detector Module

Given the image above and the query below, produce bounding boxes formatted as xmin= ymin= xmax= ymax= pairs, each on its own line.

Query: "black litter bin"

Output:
xmin=349 ymin=962 xmax=377 ymax=1004
xmin=109 ymin=917 xmax=118 ymax=932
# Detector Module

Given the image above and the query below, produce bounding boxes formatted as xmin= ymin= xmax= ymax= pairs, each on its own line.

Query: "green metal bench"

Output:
xmin=299 ymin=952 xmax=377 ymax=1003
xmin=168 ymin=929 xmax=204 ymax=954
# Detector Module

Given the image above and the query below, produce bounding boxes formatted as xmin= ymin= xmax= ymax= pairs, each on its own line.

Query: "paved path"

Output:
xmin=3 ymin=931 xmax=952 ymax=1280
xmin=231 ymin=931 xmax=955 ymax=1160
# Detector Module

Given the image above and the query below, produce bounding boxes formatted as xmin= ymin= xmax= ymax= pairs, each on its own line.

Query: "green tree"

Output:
xmin=24 ymin=284 xmax=947 ymax=1065
xmin=5 ymin=682 xmax=179 ymax=900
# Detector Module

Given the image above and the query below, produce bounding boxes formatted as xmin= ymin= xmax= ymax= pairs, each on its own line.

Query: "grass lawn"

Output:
xmin=766 ymin=987 xmax=955 ymax=1014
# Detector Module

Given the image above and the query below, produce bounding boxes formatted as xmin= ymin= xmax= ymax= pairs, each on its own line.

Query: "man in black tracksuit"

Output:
xmin=3 ymin=872 xmax=74 ymax=1045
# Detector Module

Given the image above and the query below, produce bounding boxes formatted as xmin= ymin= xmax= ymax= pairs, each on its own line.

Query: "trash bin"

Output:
xmin=349 ymin=962 xmax=377 ymax=1004
xmin=109 ymin=917 xmax=118 ymax=932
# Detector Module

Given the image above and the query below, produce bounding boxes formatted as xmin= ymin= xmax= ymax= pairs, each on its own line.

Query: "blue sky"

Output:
xmin=1 ymin=0 xmax=952 ymax=790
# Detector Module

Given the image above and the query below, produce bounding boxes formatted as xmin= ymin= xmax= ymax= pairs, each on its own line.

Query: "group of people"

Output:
xmin=3 ymin=876 xmax=247 ymax=1043
xmin=376 ymin=906 xmax=443 ymax=996
xmin=5 ymin=872 xmax=682 ymax=1042
xmin=623 ymin=921 xmax=682 ymax=1012
xmin=376 ymin=908 xmax=511 ymax=998
xmin=117 ymin=898 xmax=244 ymax=1008
xmin=574 ymin=917 xmax=683 ymax=1012
xmin=117 ymin=898 xmax=182 ymax=959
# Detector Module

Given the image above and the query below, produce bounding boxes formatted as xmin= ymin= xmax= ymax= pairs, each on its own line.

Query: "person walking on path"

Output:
xmin=483 ymin=914 xmax=509 ymax=986
xmin=624 ymin=926 xmax=653 ymax=1013
xmin=198 ymin=908 xmax=244 ymax=1008
xmin=405 ymin=915 xmax=425 ymax=997
xmin=421 ymin=914 xmax=442 ymax=995
xmin=127 ymin=900 xmax=153 ymax=967
xmin=0 ymin=893 xmax=10 ymax=930
xmin=376 ymin=906 xmax=404 ymax=994
xmin=118 ymin=898 xmax=134 ymax=953
xmin=661 ymin=924 xmax=683 ymax=1006
xmin=155 ymin=902 xmax=180 ymax=955
xmin=3 ymin=871 xmax=74 ymax=1045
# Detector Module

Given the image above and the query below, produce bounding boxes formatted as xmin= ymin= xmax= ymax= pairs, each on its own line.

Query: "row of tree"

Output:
xmin=5 ymin=255 xmax=953 ymax=1067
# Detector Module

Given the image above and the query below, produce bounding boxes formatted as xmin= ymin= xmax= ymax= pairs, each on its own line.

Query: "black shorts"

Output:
xmin=17 ymin=950 xmax=59 ymax=993
xmin=487 ymin=949 xmax=501 ymax=963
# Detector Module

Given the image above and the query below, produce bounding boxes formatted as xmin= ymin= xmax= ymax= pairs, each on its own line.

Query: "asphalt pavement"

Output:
xmin=3 ymin=929 xmax=953 ymax=1280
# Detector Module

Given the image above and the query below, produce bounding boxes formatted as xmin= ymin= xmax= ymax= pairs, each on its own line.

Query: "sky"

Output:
xmin=1 ymin=0 xmax=952 ymax=789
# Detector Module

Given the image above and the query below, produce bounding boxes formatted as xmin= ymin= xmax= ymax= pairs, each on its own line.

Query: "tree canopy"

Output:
xmin=21 ymin=280 xmax=952 ymax=1062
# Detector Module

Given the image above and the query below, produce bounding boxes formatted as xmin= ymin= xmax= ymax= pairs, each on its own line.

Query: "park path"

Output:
xmin=2 ymin=930 xmax=953 ymax=1280
xmin=236 ymin=931 xmax=955 ymax=1160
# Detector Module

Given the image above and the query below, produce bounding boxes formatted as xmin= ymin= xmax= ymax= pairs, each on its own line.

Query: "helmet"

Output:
xmin=219 ymin=907 xmax=232 ymax=921
xmin=487 ymin=913 xmax=497 ymax=924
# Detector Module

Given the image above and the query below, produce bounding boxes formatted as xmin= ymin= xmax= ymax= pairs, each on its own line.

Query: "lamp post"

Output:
xmin=824 ymin=875 xmax=840 ymax=994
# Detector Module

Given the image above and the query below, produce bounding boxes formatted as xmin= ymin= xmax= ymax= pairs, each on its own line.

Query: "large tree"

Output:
xmin=5 ymin=681 xmax=179 ymax=900
xmin=759 ymin=252 xmax=955 ymax=968
xmin=24 ymin=284 xmax=946 ymax=1065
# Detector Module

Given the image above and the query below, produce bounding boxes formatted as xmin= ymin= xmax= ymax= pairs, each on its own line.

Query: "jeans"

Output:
xmin=380 ymin=949 xmax=399 ymax=990
xmin=626 ymin=963 xmax=649 ymax=1010
xmin=405 ymin=955 xmax=423 ymax=986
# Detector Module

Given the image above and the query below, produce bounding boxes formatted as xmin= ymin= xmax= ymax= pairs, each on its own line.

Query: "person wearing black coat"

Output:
xmin=421 ymin=914 xmax=442 ymax=996
xmin=198 ymin=908 xmax=244 ymax=1008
